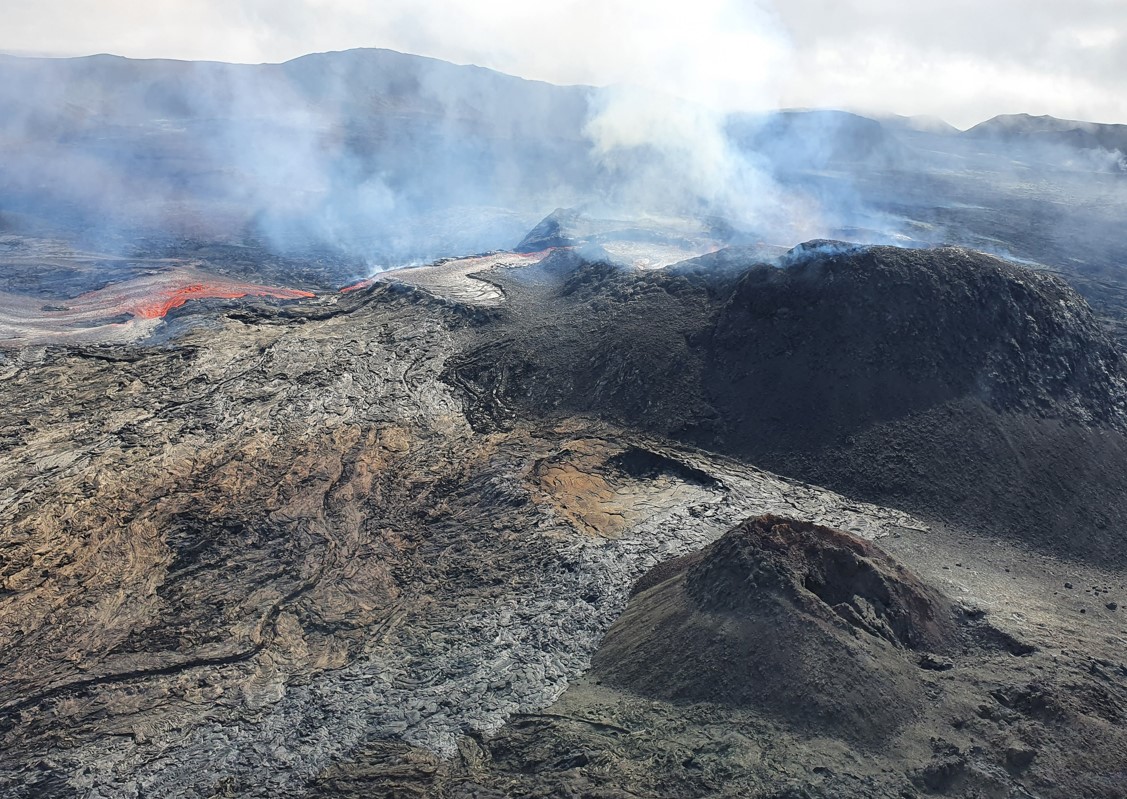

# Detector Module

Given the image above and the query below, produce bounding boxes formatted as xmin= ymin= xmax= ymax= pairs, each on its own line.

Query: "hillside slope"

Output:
xmin=459 ymin=242 xmax=1127 ymax=562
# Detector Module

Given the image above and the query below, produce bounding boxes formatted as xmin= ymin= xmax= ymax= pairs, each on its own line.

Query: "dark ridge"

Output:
xmin=513 ymin=208 xmax=581 ymax=252
xmin=965 ymin=113 xmax=1127 ymax=155
xmin=455 ymin=242 xmax=1127 ymax=562
xmin=727 ymin=109 xmax=908 ymax=170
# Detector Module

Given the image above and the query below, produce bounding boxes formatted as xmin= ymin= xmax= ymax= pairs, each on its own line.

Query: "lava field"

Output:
xmin=2 ymin=45 xmax=1127 ymax=799
xmin=1 ymin=234 xmax=1126 ymax=798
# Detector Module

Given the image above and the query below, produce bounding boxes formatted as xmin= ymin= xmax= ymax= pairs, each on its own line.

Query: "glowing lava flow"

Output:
xmin=0 ymin=267 xmax=317 ymax=347
xmin=128 ymin=280 xmax=315 ymax=319
xmin=339 ymin=278 xmax=376 ymax=294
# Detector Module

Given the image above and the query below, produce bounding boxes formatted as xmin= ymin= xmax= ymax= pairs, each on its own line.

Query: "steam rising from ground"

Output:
xmin=0 ymin=0 xmax=1125 ymax=284
xmin=585 ymin=89 xmax=840 ymax=245
xmin=0 ymin=0 xmax=832 ymax=269
xmin=521 ymin=0 xmax=832 ymax=243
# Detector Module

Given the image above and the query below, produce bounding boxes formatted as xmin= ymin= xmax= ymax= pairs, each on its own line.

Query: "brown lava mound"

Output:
xmin=593 ymin=515 xmax=960 ymax=746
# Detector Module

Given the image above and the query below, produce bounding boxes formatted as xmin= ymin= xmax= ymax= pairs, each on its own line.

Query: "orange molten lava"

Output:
xmin=339 ymin=278 xmax=376 ymax=294
xmin=0 ymin=268 xmax=319 ymax=347
xmin=129 ymin=282 xmax=315 ymax=319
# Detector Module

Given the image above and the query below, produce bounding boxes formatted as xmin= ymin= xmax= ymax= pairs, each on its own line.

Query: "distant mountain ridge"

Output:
xmin=2 ymin=48 xmax=1122 ymax=163
xmin=0 ymin=48 xmax=594 ymax=136
xmin=1 ymin=47 xmax=1124 ymax=273
xmin=966 ymin=112 xmax=1127 ymax=153
xmin=871 ymin=112 xmax=960 ymax=135
xmin=0 ymin=48 xmax=598 ymax=260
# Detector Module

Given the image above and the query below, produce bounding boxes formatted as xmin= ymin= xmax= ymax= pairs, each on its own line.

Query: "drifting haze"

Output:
xmin=4 ymin=0 xmax=1127 ymax=127
xmin=1 ymin=2 xmax=1125 ymax=285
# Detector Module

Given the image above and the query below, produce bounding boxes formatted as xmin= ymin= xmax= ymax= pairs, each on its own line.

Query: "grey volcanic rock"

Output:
xmin=409 ymin=514 xmax=1127 ymax=799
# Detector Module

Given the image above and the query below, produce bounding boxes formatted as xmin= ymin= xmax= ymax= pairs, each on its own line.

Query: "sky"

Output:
xmin=3 ymin=0 xmax=1126 ymax=128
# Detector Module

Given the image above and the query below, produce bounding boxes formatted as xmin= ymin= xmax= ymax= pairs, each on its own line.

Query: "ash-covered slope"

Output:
xmin=469 ymin=515 xmax=1127 ymax=799
xmin=708 ymin=242 xmax=1126 ymax=429
xmin=464 ymin=242 xmax=1127 ymax=562
xmin=703 ymin=245 xmax=1127 ymax=561
xmin=594 ymin=515 xmax=960 ymax=746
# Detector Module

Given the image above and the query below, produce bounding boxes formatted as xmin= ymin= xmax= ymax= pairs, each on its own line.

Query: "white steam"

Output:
xmin=584 ymin=87 xmax=825 ymax=242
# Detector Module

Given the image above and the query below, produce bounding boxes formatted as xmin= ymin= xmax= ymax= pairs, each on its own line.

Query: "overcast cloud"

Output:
xmin=4 ymin=0 xmax=1125 ymax=128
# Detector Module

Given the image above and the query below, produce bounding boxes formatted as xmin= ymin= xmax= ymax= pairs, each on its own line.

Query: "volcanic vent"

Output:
xmin=465 ymin=241 xmax=1127 ymax=562
xmin=591 ymin=515 xmax=960 ymax=745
